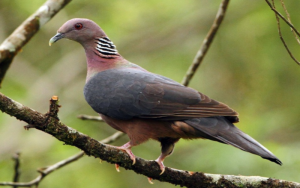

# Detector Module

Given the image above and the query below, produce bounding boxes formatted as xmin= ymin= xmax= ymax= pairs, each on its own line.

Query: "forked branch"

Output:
xmin=265 ymin=0 xmax=300 ymax=66
xmin=0 ymin=131 xmax=124 ymax=187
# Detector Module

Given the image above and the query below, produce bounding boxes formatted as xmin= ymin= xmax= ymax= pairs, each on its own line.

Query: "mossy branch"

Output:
xmin=0 ymin=93 xmax=299 ymax=187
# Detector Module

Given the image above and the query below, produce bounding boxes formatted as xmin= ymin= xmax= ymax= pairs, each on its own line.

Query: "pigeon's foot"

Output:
xmin=148 ymin=177 xmax=154 ymax=184
xmin=115 ymin=142 xmax=136 ymax=165
xmin=155 ymin=157 xmax=165 ymax=175
xmin=115 ymin=164 xmax=120 ymax=172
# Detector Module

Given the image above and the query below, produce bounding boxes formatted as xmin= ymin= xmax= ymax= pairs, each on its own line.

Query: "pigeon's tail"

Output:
xmin=184 ymin=117 xmax=282 ymax=165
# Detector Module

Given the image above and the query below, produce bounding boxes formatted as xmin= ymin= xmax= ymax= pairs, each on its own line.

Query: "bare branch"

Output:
xmin=0 ymin=93 xmax=299 ymax=187
xmin=48 ymin=96 xmax=61 ymax=119
xmin=181 ymin=0 xmax=230 ymax=86
xmin=100 ymin=131 xmax=124 ymax=143
xmin=77 ymin=114 xmax=104 ymax=122
xmin=279 ymin=0 xmax=300 ymax=44
xmin=267 ymin=0 xmax=300 ymax=66
xmin=0 ymin=131 xmax=124 ymax=187
xmin=0 ymin=152 xmax=84 ymax=187
xmin=12 ymin=152 xmax=21 ymax=188
xmin=0 ymin=0 xmax=72 ymax=87
xmin=265 ymin=0 xmax=300 ymax=38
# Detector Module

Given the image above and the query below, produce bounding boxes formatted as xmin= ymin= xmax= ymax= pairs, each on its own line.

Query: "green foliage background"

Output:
xmin=0 ymin=0 xmax=300 ymax=187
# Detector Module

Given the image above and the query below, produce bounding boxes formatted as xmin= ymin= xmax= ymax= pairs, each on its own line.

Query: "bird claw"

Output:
xmin=24 ymin=124 xmax=35 ymax=130
xmin=115 ymin=164 xmax=120 ymax=172
xmin=155 ymin=159 xmax=165 ymax=175
xmin=115 ymin=145 xmax=136 ymax=165
xmin=122 ymin=148 xmax=136 ymax=165
xmin=148 ymin=177 xmax=154 ymax=184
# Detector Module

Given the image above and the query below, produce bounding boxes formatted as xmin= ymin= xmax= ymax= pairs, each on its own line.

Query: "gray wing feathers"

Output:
xmin=84 ymin=68 xmax=238 ymax=120
xmin=185 ymin=117 xmax=282 ymax=165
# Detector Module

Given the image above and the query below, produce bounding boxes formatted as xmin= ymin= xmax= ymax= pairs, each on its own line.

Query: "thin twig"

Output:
xmin=0 ymin=0 xmax=72 ymax=87
xmin=0 ymin=153 xmax=83 ymax=187
xmin=100 ymin=131 xmax=124 ymax=144
xmin=77 ymin=114 xmax=104 ymax=122
xmin=265 ymin=0 xmax=300 ymax=38
xmin=279 ymin=0 xmax=300 ymax=44
xmin=48 ymin=96 xmax=61 ymax=119
xmin=268 ymin=0 xmax=300 ymax=66
xmin=0 ymin=131 xmax=124 ymax=187
xmin=12 ymin=152 xmax=21 ymax=188
xmin=181 ymin=0 xmax=230 ymax=86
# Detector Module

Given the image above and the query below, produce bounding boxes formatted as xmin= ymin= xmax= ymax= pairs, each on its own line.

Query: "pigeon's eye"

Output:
xmin=74 ymin=23 xmax=83 ymax=30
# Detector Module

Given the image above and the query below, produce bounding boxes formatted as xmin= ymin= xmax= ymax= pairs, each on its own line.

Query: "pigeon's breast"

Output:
xmin=83 ymin=68 xmax=152 ymax=119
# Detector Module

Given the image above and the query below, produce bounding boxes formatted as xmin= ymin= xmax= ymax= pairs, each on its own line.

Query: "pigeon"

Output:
xmin=49 ymin=18 xmax=282 ymax=174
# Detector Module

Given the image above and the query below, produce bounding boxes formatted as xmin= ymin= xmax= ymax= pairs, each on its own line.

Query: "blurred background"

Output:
xmin=0 ymin=0 xmax=300 ymax=187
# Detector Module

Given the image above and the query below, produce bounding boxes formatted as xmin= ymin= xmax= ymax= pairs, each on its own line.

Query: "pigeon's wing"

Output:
xmin=84 ymin=68 xmax=238 ymax=121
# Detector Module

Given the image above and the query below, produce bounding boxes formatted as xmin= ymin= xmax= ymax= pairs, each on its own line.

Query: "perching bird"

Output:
xmin=49 ymin=18 xmax=282 ymax=174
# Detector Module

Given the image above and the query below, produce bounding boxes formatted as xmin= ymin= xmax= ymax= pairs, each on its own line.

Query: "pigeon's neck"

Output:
xmin=93 ymin=37 xmax=120 ymax=59
xmin=83 ymin=38 xmax=124 ymax=82
xmin=85 ymin=55 xmax=124 ymax=82
xmin=84 ymin=36 xmax=147 ymax=82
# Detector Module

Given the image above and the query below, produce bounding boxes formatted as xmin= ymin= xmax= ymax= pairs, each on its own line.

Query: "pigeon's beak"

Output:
xmin=49 ymin=33 xmax=64 ymax=46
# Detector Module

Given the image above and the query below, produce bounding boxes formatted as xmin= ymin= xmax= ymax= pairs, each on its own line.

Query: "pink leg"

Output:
xmin=114 ymin=142 xmax=136 ymax=165
xmin=155 ymin=137 xmax=179 ymax=175
xmin=155 ymin=154 xmax=167 ymax=175
xmin=147 ymin=177 xmax=154 ymax=184
xmin=115 ymin=163 xmax=120 ymax=172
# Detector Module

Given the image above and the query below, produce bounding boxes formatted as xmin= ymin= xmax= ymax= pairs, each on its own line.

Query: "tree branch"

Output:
xmin=0 ymin=131 xmax=124 ymax=187
xmin=265 ymin=0 xmax=300 ymax=38
xmin=181 ymin=0 xmax=230 ymax=86
xmin=0 ymin=0 xmax=72 ymax=87
xmin=0 ymin=152 xmax=83 ymax=187
xmin=265 ymin=0 xmax=300 ymax=66
xmin=77 ymin=114 xmax=104 ymax=122
xmin=0 ymin=93 xmax=299 ymax=187
xmin=12 ymin=152 xmax=21 ymax=188
xmin=279 ymin=0 xmax=300 ymax=44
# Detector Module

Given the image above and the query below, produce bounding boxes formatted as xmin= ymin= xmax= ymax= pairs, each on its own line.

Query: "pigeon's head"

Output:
xmin=49 ymin=18 xmax=106 ymax=47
